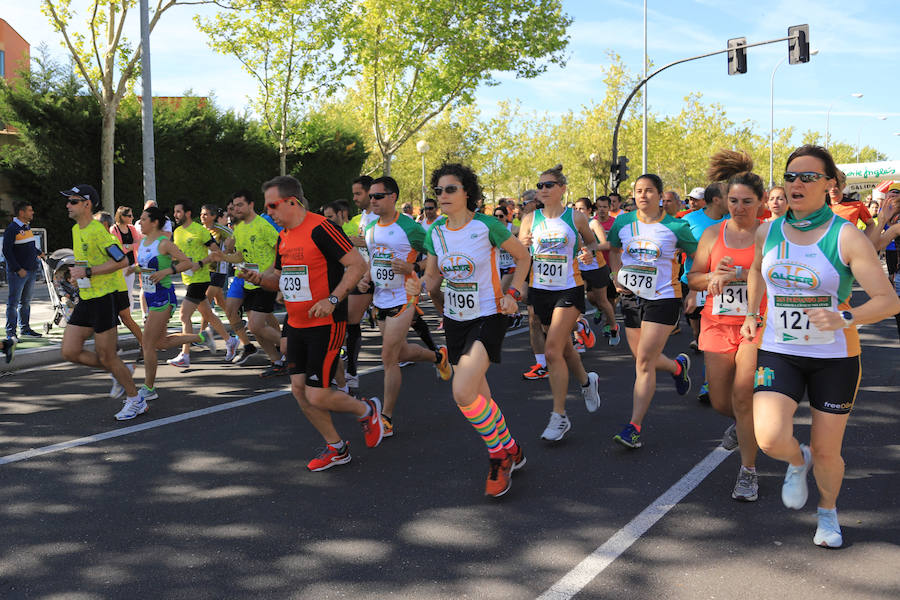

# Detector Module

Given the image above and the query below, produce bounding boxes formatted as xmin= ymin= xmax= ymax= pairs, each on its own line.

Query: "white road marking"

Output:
xmin=537 ymin=447 xmax=733 ymax=600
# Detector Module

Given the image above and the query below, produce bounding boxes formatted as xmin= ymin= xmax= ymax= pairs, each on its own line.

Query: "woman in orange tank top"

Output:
xmin=688 ymin=149 xmax=766 ymax=503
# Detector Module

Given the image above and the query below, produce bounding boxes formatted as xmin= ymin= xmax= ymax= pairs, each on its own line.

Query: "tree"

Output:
xmin=40 ymin=0 xmax=213 ymax=213
xmin=195 ymin=0 xmax=351 ymax=176
xmin=342 ymin=0 xmax=571 ymax=175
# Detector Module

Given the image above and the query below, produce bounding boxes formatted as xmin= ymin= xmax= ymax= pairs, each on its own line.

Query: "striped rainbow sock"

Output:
xmin=459 ymin=394 xmax=513 ymax=456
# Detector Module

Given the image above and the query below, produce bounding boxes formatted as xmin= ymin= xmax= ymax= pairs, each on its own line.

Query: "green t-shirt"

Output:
xmin=233 ymin=214 xmax=280 ymax=290
xmin=173 ymin=220 xmax=214 ymax=285
xmin=72 ymin=220 xmax=127 ymax=300
xmin=343 ymin=215 xmax=361 ymax=238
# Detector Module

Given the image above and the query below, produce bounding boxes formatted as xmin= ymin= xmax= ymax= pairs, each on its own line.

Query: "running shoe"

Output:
xmin=782 ymin=444 xmax=813 ymax=510
xmin=509 ymin=444 xmax=526 ymax=472
xmin=231 ymin=345 xmax=257 ymax=365
xmin=20 ymin=328 xmax=43 ymax=338
xmin=381 ymin=413 xmax=393 ymax=438
xmin=523 ymin=363 xmax=548 ymax=380
xmin=575 ymin=316 xmax=596 ymax=349
xmin=540 ymin=412 xmax=571 ymax=442
xmin=114 ymin=396 xmax=148 ymax=421
xmin=435 ymin=346 xmax=452 ymax=381
xmin=359 ymin=397 xmax=384 ymax=448
xmin=689 ymin=339 xmax=699 ymax=353
xmin=573 ymin=337 xmax=585 ymax=353
xmin=202 ymin=326 xmax=217 ymax=353
xmin=672 ymin=353 xmax=691 ymax=396
xmin=613 ymin=423 xmax=642 ymax=449
xmin=109 ymin=363 xmax=135 ymax=398
xmin=138 ymin=384 xmax=159 ymax=401
xmin=697 ymin=381 xmax=710 ymax=404
xmin=510 ymin=313 xmax=525 ymax=330
xmin=224 ymin=335 xmax=240 ymax=362
xmin=167 ymin=353 xmax=190 ymax=368
xmin=593 ymin=312 xmax=604 ymax=325
xmin=260 ymin=362 xmax=287 ymax=378
xmin=345 ymin=373 xmax=359 ymax=389
xmin=581 ymin=371 xmax=601 ymax=413
xmin=813 ymin=508 xmax=843 ymax=548
xmin=1 ymin=338 xmax=16 ymax=364
xmin=307 ymin=443 xmax=351 ymax=472
xmin=603 ymin=324 xmax=621 ymax=346
xmin=485 ymin=452 xmax=513 ymax=498
xmin=721 ymin=423 xmax=739 ymax=451
xmin=731 ymin=466 xmax=759 ymax=502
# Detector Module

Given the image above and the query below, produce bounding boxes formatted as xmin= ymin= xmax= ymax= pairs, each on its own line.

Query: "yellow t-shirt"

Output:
xmin=72 ymin=220 xmax=127 ymax=300
xmin=173 ymin=220 xmax=214 ymax=285
xmin=233 ymin=215 xmax=279 ymax=290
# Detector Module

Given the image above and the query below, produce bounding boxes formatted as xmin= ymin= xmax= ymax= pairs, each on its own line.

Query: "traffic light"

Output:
xmin=727 ymin=37 xmax=747 ymax=75
xmin=610 ymin=155 xmax=629 ymax=191
xmin=788 ymin=24 xmax=810 ymax=64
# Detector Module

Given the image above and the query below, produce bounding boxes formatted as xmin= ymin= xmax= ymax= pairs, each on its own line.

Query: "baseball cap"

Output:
xmin=887 ymin=182 xmax=900 ymax=193
xmin=60 ymin=184 xmax=100 ymax=209
xmin=688 ymin=187 xmax=705 ymax=201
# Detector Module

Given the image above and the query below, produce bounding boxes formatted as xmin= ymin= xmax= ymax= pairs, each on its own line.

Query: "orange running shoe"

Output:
xmin=435 ymin=345 xmax=452 ymax=381
xmin=575 ymin=316 xmax=596 ymax=349
xmin=509 ymin=444 xmax=527 ymax=472
xmin=381 ymin=413 xmax=394 ymax=438
xmin=485 ymin=452 xmax=513 ymax=497
xmin=307 ymin=442 xmax=351 ymax=471
xmin=358 ymin=397 xmax=384 ymax=448
xmin=522 ymin=363 xmax=548 ymax=380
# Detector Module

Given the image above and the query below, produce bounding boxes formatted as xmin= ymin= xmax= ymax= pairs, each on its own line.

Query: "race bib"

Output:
xmin=241 ymin=262 xmax=260 ymax=274
xmin=617 ymin=264 xmax=657 ymax=299
xmin=696 ymin=290 xmax=708 ymax=307
xmin=772 ymin=294 xmax=835 ymax=345
xmin=499 ymin=248 xmax=515 ymax=269
xmin=533 ymin=254 xmax=568 ymax=287
xmin=371 ymin=257 xmax=401 ymax=289
xmin=444 ymin=281 xmax=479 ymax=320
xmin=279 ymin=265 xmax=312 ymax=302
xmin=139 ymin=269 xmax=156 ymax=294
xmin=74 ymin=260 xmax=91 ymax=289
xmin=712 ymin=281 xmax=748 ymax=316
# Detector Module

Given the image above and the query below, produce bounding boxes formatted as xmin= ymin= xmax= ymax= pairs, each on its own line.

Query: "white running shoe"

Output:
xmin=813 ymin=508 xmax=843 ymax=548
xmin=167 ymin=353 xmax=190 ymax=368
xmin=115 ymin=396 xmax=148 ymax=421
xmin=540 ymin=412 xmax=571 ymax=442
xmin=345 ymin=373 xmax=359 ymax=389
xmin=109 ymin=363 xmax=135 ymax=398
xmin=138 ymin=385 xmax=159 ymax=401
xmin=203 ymin=326 xmax=217 ymax=353
xmin=224 ymin=335 xmax=240 ymax=362
xmin=782 ymin=444 xmax=813 ymax=509
xmin=581 ymin=372 xmax=601 ymax=413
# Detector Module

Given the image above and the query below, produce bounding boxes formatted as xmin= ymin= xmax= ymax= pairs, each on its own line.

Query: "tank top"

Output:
xmin=137 ymin=236 xmax=174 ymax=292
xmin=701 ymin=222 xmax=763 ymax=324
xmin=529 ymin=207 xmax=582 ymax=290
xmin=759 ymin=216 xmax=860 ymax=358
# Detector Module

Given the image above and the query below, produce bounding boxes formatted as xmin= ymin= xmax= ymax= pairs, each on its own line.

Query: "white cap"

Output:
xmin=688 ymin=187 xmax=705 ymax=201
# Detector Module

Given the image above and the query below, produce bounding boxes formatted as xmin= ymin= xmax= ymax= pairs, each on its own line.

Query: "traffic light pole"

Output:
xmin=609 ymin=33 xmax=801 ymax=193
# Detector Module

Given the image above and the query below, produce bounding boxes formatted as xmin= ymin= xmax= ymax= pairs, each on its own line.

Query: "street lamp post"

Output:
xmin=770 ymin=49 xmax=818 ymax=187
xmin=589 ymin=153 xmax=599 ymax=199
xmin=416 ymin=140 xmax=430 ymax=207
xmin=826 ymin=92 xmax=863 ymax=149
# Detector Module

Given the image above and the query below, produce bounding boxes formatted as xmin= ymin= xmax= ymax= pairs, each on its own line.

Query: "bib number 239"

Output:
xmin=280 ymin=265 xmax=312 ymax=302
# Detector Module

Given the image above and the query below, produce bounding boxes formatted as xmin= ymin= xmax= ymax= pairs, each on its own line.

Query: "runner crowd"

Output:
xmin=5 ymin=144 xmax=900 ymax=550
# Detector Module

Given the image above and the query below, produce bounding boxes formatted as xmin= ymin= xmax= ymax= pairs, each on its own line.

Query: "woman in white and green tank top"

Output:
xmin=518 ymin=164 xmax=603 ymax=443
xmin=742 ymin=145 xmax=900 ymax=548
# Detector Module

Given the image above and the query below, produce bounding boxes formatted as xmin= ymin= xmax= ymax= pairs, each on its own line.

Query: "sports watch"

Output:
xmin=327 ymin=295 xmax=339 ymax=305
xmin=840 ymin=310 xmax=854 ymax=327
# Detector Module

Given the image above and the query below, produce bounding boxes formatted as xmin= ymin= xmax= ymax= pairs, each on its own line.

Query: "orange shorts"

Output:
xmin=698 ymin=317 xmax=760 ymax=354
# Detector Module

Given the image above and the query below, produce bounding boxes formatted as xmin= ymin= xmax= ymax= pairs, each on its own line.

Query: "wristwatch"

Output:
xmin=507 ymin=286 xmax=522 ymax=301
xmin=85 ymin=266 xmax=93 ymax=278
xmin=840 ymin=310 xmax=854 ymax=327
xmin=327 ymin=295 xmax=339 ymax=305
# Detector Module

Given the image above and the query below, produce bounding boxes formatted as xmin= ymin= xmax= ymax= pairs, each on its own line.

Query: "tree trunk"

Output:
xmin=279 ymin=140 xmax=287 ymax=176
xmin=382 ymin=150 xmax=392 ymax=176
xmin=100 ymin=102 xmax=118 ymax=214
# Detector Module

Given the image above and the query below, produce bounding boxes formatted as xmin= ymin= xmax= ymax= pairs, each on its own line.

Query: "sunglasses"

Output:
xmin=536 ymin=181 xmax=560 ymax=190
xmin=368 ymin=192 xmax=393 ymax=200
xmin=783 ymin=171 xmax=827 ymax=183
xmin=266 ymin=197 xmax=290 ymax=210
xmin=432 ymin=185 xmax=461 ymax=196
xmin=423 ymin=206 xmax=437 ymax=210
xmin=66 ymin=197 xmax=86 ymax=205
xmin=494 ymin=213 xmax=506 ymax=219
xmin=123 ymin=212 xmax=133 ymax=217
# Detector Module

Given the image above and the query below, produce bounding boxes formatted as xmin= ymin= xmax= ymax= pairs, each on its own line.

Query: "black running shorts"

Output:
xmin=444 ymin=313 xmax=509 ymax=364
xmin=285 ymin=322 xmax=346 ymax=388
xmin=68 ymin=293 xmax=119 ymax=334
xmin=754 ymin=349 xmax=860 ymax=414
xmin=621 ymin=296 xmax=682 ymax=329
xmin=528 ymin=286 xmax=586 ymax=326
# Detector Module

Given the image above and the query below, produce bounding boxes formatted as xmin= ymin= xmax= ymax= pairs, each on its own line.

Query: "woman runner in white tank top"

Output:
xmin=742 ymin=145 xmax=900 ymax=548
xmin=518 ymin=164 xmax=603 ymax=443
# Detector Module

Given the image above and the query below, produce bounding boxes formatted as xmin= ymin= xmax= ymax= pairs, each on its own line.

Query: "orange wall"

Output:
xmin=0 ymin=18 xmax=30 ymax=84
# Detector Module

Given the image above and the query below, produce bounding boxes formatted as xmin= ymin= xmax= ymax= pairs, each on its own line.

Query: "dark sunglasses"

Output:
xmin=266 ymin=197 xmax=289 ymax=210
xmin=66 ymin=197 xmax=86 ymax=205
xmin=493 ymin=212 xmax=506 ymax=219
xmin=368 ymin=192 xmax=393 ymax=200
xmin=123 ymin=212 xmax=133 ymax=217
xmin=432 ymin=185 xmax=461 ymax=196
xmin=536 ymin=181 xmax=560 ymax=190
xmin=783 ymin=171 xmax=827 ymax=183
xmin=423 ymin=205 xmax=437 ymax=210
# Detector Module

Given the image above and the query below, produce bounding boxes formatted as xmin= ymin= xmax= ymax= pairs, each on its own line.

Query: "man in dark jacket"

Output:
xmin=3 ymin=200 xmax=44 ymax=340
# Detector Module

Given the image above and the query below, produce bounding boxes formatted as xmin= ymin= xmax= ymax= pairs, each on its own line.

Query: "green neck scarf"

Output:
xmin=785 ymin=204 xmax=833 ymax=231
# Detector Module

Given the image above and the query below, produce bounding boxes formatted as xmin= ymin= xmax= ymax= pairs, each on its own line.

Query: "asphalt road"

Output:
xmin=1 ymin=298 xmax=898 ymax=599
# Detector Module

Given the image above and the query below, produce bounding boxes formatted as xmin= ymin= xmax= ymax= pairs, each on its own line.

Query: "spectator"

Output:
xmin=3 ymin=200 xmax=44 ymax=339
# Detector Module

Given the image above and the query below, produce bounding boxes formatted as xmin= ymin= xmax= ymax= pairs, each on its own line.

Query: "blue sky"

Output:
xmin=4 ymin=0 xmax=899 ymax=160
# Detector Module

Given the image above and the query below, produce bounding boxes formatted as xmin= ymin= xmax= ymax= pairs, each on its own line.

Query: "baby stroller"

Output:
xmin=41 ymin=248 xmax=80 ymax=334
